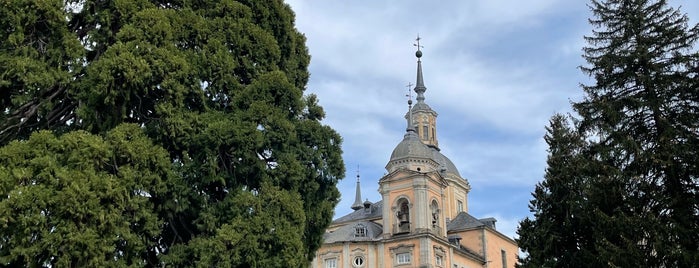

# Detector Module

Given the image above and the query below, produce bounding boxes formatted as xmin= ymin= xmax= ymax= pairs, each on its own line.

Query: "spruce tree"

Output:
xmin=576 ymin=0 xmax=699 ymax=266
xmin=519 ymin=0 xmax=698 ymax=266
xmin=517 ymin=115 xmax=602 ymax=268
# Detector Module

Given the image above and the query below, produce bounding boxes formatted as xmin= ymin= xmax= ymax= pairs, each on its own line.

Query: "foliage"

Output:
xmin=518 ymin=0 xmax=699 ymax=266
xmin=0 ymin=124 xmax=171 ymax=267
xmin=517 ymin=115 xmax=602 ymax=267
xmin=0 ymin=0 xmax=344 ymax=266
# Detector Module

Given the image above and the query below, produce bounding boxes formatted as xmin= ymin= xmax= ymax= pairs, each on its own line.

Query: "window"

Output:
xmin=390 ymin=244 xmax=414 ymax=266
xmin=397 ymin=199 xmax=410 ymax=225
xmin=397 ymin=252 xmax=411 ymax=264
xmin=354 ymin=224 xmax=366 ymax=237
xmin=435 ymin=255 xmax=443 ymax=266
xmin=501 ymin=250 xmax=507 ymax=268
xmin=353 ymin=256 xmax=365 ymax=267
xmin=325 ymin=258 xmax=337 ymax=268
xmin=423 ymin=125 xmax=429 ymax=140
xmin=457 ymin=200 xmax=463 ymax=212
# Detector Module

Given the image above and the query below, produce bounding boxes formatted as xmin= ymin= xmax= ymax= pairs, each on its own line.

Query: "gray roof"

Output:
xmin=447 ymin=212 xmax=497 ymax=232
xmin=323 ymin=221 xmax=383 ymax=243
xmin=333 ymin=200 xmax=383 ymax=224
xmin=431 ymin=148 xmax=461 ymax=177
xmin=411 ymin=101 xmax=433 ymax=113
xmin=389 ymin=130 xmax=434 ymax=163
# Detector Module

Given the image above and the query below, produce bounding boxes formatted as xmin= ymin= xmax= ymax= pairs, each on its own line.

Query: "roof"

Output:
xmin=431 ymin=147 xmax=461 ymax=177
xmin=447 ymin=212 xmax=497 ymax=232
xmin=332 ymin=200 xmax=383 ymax=224
xmin=323 ymin=221 xmax=383 ymax=243
xmin=389 ymin=130 xmax=434 ymax=163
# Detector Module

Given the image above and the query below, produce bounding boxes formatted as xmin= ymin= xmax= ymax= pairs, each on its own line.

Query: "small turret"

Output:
xmin=351 ymin=172 xmax=363 ymax=211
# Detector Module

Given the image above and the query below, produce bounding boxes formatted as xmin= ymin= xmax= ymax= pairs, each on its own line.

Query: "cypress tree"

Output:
xmin=0 ymin=0 xmax=344 ymax=266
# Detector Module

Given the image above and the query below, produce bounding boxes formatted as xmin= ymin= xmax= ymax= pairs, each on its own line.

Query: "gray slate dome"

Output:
xmin=389 ymin=131 xmax=434 ymax=162
xmin=431 ymin=148 xmax=461 ymax=177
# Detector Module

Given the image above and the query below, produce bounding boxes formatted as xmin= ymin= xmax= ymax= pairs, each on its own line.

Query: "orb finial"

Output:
xmin=414 ymin=34 xmax=423 ymax=58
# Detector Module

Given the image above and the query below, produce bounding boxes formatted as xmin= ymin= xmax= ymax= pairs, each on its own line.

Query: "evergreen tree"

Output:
xmin=576 ymin=0 xmax=699 ymax=266
xmin=0 ymin=0 xmax=344 ymax=266
xmin=0 ymin=124 xmax=172 ymax=267
xmin=519 ymin=0 xmax=699 ymax=267
xmin=517 ymin=115 xmax=602 ymax=268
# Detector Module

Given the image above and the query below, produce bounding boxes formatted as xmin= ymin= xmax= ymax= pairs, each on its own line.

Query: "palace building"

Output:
xmin=311 ymin=42 xmax=518 ymax=268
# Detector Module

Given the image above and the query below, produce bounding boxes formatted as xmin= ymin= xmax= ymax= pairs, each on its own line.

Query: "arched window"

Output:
xmin=394 ymin=198 xmax=411 ymax=234
xmin=397 ymin=199 xmax=410 ymax=225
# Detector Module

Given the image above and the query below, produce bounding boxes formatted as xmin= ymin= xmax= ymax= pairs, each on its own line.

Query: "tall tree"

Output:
xmin=519 ymin=0 xmax=699 ymax=267
xmin=576 ymin=0 xmax=699 ymax=266
xmin=517 ymin=114 xmax=602 ymax=268
xmin=0 ymin=0 xmax=344 ymax=266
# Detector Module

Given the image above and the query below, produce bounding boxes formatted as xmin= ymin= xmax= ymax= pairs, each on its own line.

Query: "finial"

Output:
xmin=406 ymin=83 xmax=415 ymax=133
xmin=414 ymin=34 xmax=423 ymax=58
xmin=413 ymin=35 xmax=427 ymax=102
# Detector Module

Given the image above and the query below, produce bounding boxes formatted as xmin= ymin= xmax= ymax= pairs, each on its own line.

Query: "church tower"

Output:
xmin=312 ymin=37 xmax=518 ymax=268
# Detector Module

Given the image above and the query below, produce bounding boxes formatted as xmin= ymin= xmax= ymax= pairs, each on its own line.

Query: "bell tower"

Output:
xmin=380 ymin=36 xmax=449 ymax=238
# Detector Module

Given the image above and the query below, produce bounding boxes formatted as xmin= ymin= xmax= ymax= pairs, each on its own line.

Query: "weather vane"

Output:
xmin=405 ymin=82 xmax=413 ymax=102
xmin=414 ymin=34 xmax=423 ymax=51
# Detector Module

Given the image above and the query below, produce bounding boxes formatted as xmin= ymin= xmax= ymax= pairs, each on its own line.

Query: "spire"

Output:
xmin=405 ymin=83 xmax=417 ymax=134
xmin=413 ymin=34 xmax=426 ymax=103
xmin=351 ymin=170 xmax=363 ymax=211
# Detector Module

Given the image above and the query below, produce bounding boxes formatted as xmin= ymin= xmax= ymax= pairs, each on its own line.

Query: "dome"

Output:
xmin=431 ymin=148 xmax=461 ymax=177
xmin=389 ymin=132 xmax=433 ymax=162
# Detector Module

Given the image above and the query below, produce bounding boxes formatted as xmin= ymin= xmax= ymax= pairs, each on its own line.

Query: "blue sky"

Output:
xmin=286 ymin=0 xmax=699 ymax=238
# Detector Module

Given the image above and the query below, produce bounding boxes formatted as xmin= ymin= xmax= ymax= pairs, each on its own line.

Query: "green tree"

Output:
xmin=517 ymin=114 xmax=601 ymax=267
xmin=0 ymin=124 xmax=171 ymax=267
xmin=518 ymin=0 xmax=699 ymax=266
xmin=576 ymin=0 xmax=699 ymax=266
xmin=0 ymin=0 xmax=344 ymax=266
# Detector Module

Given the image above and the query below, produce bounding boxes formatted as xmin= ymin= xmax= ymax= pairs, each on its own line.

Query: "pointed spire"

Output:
xmin=351 ymin=170 xmax=363 ymax=211
xmin=405 ymin=83 xmax=417 ymax=134
xmin=413 ymin=34 xmax=426 ymax=103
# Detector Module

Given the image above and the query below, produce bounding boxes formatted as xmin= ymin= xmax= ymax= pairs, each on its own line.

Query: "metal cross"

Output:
xmin=414 ymin=34 xmax=423 ymax=50
xmin=405 ymin=82 xmax=413 ymax=101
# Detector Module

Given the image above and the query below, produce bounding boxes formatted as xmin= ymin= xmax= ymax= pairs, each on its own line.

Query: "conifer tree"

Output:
xmin=519 ymin=0 xmax=698 ymax=266
xmin=0 ymin=0 xmax=344 ymax=266
xmin=576 ymin=0 xmax=699 ymax=266
xmin=517 ymin=115 xmax=602 ymax=267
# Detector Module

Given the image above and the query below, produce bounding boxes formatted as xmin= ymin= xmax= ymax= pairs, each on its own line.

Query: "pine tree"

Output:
xmin=0 ymin=0 xmax=344 ymax=266
xmin=576 ymin=0 xmax=699 ymax=266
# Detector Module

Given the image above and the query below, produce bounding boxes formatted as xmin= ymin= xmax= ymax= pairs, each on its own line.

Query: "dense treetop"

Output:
xmin=0 ymin=0 xmax=344 ymax=266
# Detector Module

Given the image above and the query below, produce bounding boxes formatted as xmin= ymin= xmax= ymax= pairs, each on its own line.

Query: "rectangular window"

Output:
xmin=423 ymin=125 xmax=429 ymax=140
xmin=435 ymin=255 xmax=443 ymax=266
xmin=397 ymin=252 xmax=411 ymax=264
xmin=457 ymin=200 xmax=463 ymax=212
xmin=325 ymin=258 xmax=337 ymax=268
xmin=501 ymin=250 xmax=507 ymax=268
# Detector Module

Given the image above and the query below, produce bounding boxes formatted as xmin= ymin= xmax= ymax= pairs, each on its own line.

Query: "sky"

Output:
xmin=285 ymin=0 xmax=699 ymax=239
